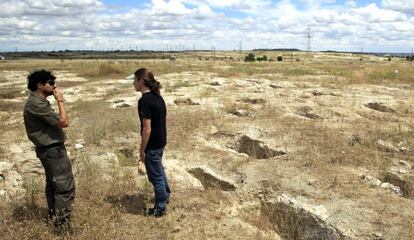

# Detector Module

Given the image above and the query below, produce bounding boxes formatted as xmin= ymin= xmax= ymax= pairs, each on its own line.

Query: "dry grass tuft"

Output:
xmin=67 ymin=100 xmax=137 ymax=144
xmin=167 ymin=107 xmax=220 ymax=150
xmin=0 ymin=88 xmax=23 ymax=99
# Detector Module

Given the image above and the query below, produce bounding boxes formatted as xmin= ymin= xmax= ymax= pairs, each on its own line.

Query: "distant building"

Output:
xmin=0 ymin=55 xmax=5 ymax=60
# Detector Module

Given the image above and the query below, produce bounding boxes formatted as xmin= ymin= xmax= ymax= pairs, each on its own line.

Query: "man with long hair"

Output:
xmin=133 ymin=68 xmax=170 ymax=217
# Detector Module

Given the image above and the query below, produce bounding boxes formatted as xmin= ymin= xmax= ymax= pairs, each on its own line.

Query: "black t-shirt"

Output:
xmin=138 ymin=92 xmax=167 ymax=151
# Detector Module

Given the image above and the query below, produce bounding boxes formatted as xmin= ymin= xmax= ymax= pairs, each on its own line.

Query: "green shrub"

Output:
xmin=257 ymin=55 xmax=268 ymax=61
xmin=244 ymin=53 xmax=255 ymax=62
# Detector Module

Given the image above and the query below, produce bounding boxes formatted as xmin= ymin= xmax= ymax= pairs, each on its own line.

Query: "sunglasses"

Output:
xmin=46 ymin=79 xmax=55 ymax=86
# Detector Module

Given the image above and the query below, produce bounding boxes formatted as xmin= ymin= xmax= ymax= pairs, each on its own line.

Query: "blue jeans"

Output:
xmin=144 ymin=148 xmax=170 ymax=210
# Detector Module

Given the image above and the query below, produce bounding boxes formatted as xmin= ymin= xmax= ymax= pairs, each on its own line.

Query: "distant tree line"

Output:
xmin=406 ymin=56 xmax=414 ymax=61
xmin=253 ymin=48 xmax=300 ymax=52
xmin=244 ymin=53 xmax=283 ymax=62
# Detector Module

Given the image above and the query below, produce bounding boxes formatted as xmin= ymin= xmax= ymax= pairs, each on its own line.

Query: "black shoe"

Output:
xmin=144 ymin=207 xmax=166 ymax=217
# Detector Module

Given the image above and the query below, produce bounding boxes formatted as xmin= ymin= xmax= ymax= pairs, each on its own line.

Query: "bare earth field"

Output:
xmin=0 ymin=52 xmax=413 ymax=239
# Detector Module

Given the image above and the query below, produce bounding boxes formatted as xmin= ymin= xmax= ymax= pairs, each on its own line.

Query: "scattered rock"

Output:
xmin=163 ymin=161 xmax=204 ymax=190
xmin=212 ymin=130 xmax=237 ymax=139
xmin=209 ymin=78 xmax=226 ymax=86
xmin=74 ymin=143 xmax=84 ymax=150
xmin=172 ymin=225 xmax=182 ymax=233
xmin=8 ymin=143 xmax=43 ymax=177
xmin=380 ymin=182 xmax=402 ymax=196
xmin=396 ymin=141 xmax=409 ymax=153
xmin=118 ymin=146 xmax=135 ymax=158
xmin=253 ymin=88 xmax=264 ymax=93
xmin=174 ymin=98 xmax=199 ymax=106
xmin=270 ymin=84 xmax=283 ymax=89
xmin=111 ymin=102 xmax=132 ymax=109
xmin=375 ymin=140 xmax=395 ymax=152
xmin=14 ymin=158 xmax=44 ymax=176
xmin=230 ymin=109 xmax=249 ymax=117
xmin=238 ymin=135 xmax=286 ymax=159
xmin=262 ymin=194 xmax=349 ymax=240
xmin=382 ymin=160 xmax=413 ymax=197
xmin=63 ymin=88 xmax=76 ymax=95
xmin=0 ymin=190 xmax=7 ymax=199
xmin=311 ymin=90 xmax=339 ymax=97
xmin=357 ymin=110 xmax=399 ymax=122
xmin=113 ymin=99 xmax=125 ymax=104
xmin=240 ymin=97 xmax=265 ymax=104
xmin=296 ymin=106 xmax=323 ymax=120
xmin=126 ymin=74 xmax=135 ymax=80
xmin=0 ymin=167 xmax=26 ymax=201
xmin=114 ymin=102 xmax=133 ymax=109
xmin=187 ymin=167 xmax=236 ymax=191
xmin=361 ymin=173 xmax=405 ymax=196
xmin=5 ymin=118 xmax=21 ymax=125
xmin=372 ymin=232 xmax=384 ymax=240
xmin=360 ymin=174 xmax=382 ymax=187
xmin=312 ymin=90 xmax=324 ymax=96
xmin=397 ymin=160 xmax=412 ymax=169
xmin=364 ymin=102 xmax=395 ymax=113
xmin=299 ymin=94 xmax=312 ymax=99
xmin=76 ymin=139 xmax=86 ymax=145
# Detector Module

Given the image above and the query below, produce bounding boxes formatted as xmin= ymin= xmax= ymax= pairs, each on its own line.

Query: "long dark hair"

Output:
xmin=134 ymin=68 xmax=162 ymax=95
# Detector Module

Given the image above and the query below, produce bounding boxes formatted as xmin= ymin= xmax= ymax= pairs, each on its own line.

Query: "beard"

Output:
xmin=43 ymin=89 xmax=54 ymax=96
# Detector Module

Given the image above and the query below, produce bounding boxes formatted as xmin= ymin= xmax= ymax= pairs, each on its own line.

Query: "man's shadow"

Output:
xmin=106 ymin=194 xmax=147 ymax=215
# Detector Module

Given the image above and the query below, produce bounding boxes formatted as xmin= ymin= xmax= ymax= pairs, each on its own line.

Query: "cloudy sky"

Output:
xmin=0 ymin=0 xmax=413 ymax=52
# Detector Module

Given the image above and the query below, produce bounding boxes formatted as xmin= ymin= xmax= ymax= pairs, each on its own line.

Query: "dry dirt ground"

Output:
xmin=0 ymin=53 xmax=413 ymax=239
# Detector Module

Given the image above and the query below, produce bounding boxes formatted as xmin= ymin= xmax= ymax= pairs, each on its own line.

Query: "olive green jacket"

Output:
xmin=23 ymin=92 xmax=65 ymax=147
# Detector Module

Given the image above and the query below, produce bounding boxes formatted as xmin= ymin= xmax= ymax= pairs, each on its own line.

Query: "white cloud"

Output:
xmin=0 ymin=17 xmax=38 ymax=32
xmin=0 ymin=0 xmax=414 ymax=52
xmin=353 ymin=3 xmax=407 ymax=22
xmin=206 ymin=0 xmax=271 ymax=9
xmin=192 ymin=4 xmax=214 ymax=19
xmin=151 ymin=0 xmax=191 ymax=15
xmin=0 ymin=0 xmax=103 ymax=17
xmin=182 ymin=0 xmax=272 ymax=13
xmin=23 ymin=0 xmax=102 ymax=9
xmin=0 ymin=2 xmax=26 ymax=17
xmin=382 ymin=0 xmax=414 ymax=13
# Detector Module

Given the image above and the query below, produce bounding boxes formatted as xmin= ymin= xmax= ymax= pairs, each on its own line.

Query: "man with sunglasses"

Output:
xmin=23 ymin=69 xmax=75 ymax=235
